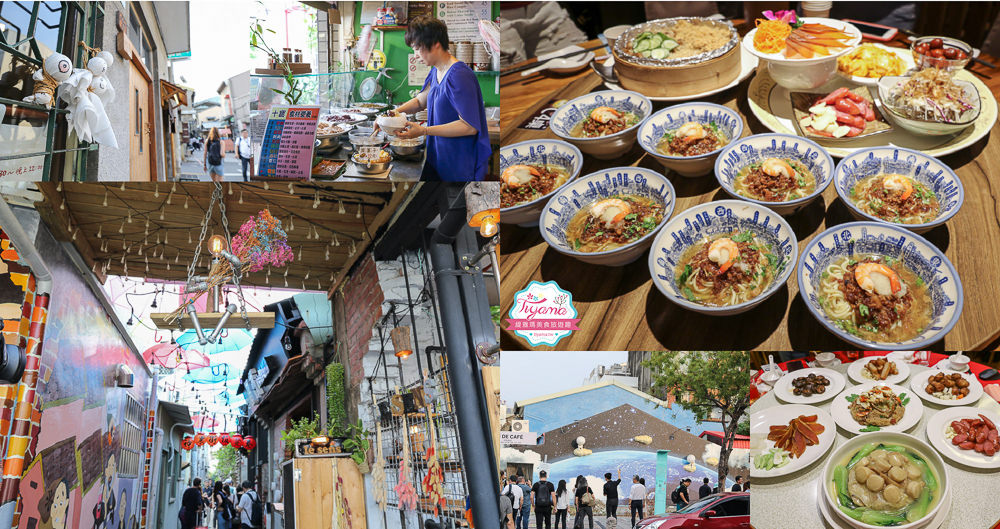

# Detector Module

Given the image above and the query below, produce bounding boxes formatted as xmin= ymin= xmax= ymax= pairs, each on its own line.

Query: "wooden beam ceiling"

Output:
xmin=35 ymin=182 xmax=417 ymax=293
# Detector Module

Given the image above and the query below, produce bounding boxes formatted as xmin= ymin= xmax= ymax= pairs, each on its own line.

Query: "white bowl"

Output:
xmin=549 ymin=89 xmax=653 ymax=160
xmin=714 ymin=133 xmax=834 ymax=215
xmin=500 ymin=139 xmax=584 ymax=226
xmin=375 ymin=114 xmax=408 ymax=135
xmin=796 ymin=222 xmax=964 ymax=350
xmin=743 ymin=17 xmax=862 ymax=90
xmin=539 ymin=167 xmax=675 ymax=266
xmin=636 ymin=102 xmax=744 ymax=177
xmin=876 ymin=75 xmax=981 ymax=136
xmin=834 ymin=146 xmax=964 ymax=233
xmin=647 ymin=200 xmax=798 ymax=315
xmin=821 ymin=431 xmax=949 ymax=529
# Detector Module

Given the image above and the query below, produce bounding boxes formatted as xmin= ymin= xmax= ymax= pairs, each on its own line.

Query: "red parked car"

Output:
xmin=634 ymin=492 xmax=749 ymax=529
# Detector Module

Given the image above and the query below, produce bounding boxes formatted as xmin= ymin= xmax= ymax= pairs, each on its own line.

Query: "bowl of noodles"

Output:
xmin=715 ymin=133 xmax=835 ymax=215
xmin=648 ymin=200 xmax=798 ymax=315
xmin=500 ymin=139 xmax=584 ymax=226
xmin=834 ymin=147 xmax=964 ymax=234
xmin=549 ymin=90 xmax=653 ymax=160
xmin=538 ymin=167 xmax=675 ymax=266
xmin=796 ymin=222 xmax=963 ymax=350
xmin=637 ymin=102 xmax=744 ymax=177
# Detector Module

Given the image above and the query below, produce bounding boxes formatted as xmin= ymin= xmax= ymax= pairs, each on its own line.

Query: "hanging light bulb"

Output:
xmin=154 ymin=183 xmax=159 ymax=198
xmin=59 ymin=198 xmax=65 ymax=210
xmin=175 ymin=253 xmax=180 ymax=263
xmin=120 ymin=182 xmax=126 ymax=191
xmin=102 ymin=191 xmax=108 ymax=207
xmin=228 ymin=183 xmax=233 ymax=195
xmin=338 ymin=200 xmax=346 ymax=214
xmin=127 ymin=210 xmax=132 ymax=223
xmin=469 ymin=208 xmax=500 ymax=237
xmin=297 ymin=246 xmax=302 ymax=260
xmin=289 ymin=216 xmax=295 ymax=231
xmin=288 ymin=182 xmax=295 ymax=194
xmin=356 ymin=204 xmax=362 ymax=219
xmin=391 ymin=326 xmax=413 ymax=358
xmin=324 ymin=246 xmax=329 ymax=261
xmin=164 ymin=231 xmax=169 ymax=244
xmin=207 ymin=234 xmax=227 ymax=257
xmin=304 ymin=270 xmax=310 ymax=280
xmin=96 ymin=225 xmax=103 ymax=238
xmin=56 ymin=182 xmax=62 ymax=192
xmin=391 ymin=182 xmax=396 ymax=192
xmin=159 ymin=206 xmax=165 ymax=220
xmin=264 ymin=182 xmax=269 ymax=190
xmin=118 ymin=220 xmax=125 ymax=234
xmin=334 ymin=234 xmax=340 ymax=246
xmin=239 ymin=189 xmax=244 ymax=204
xmin=188 ymin=230 xmax=192 ymax=244
xmin=167 ymin=191 xmax=173 ymax=204
xmin=312 ymin=192 xmax=320 ymax=208
xmin=183 ymin=196 xmax=189 ymax=209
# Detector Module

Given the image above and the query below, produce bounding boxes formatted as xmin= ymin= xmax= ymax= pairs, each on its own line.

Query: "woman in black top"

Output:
xmin=573 ymin=475 xmax=593 ymax=529
xmin=602 ymin=467 xmax=622 ymax=519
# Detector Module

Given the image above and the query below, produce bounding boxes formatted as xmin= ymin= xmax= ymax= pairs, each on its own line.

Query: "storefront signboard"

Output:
xmin=255 ymin=105 xmax=319 ymax=179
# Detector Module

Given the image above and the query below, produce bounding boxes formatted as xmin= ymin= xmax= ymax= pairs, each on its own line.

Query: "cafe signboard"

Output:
xmin=294 ymin=438 xmax=351 ymax=458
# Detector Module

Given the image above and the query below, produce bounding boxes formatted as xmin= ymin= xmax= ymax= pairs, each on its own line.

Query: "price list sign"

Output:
xmin=255 ymin=105 xmax=320 ymax=179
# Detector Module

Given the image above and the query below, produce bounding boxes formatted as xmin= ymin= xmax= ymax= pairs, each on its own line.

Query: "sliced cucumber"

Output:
xmin=648 ymin=34 xmax=663 ymax=49
xmin=634 ymin=39 xmax=651 ymax=52
xmin=649 ymin=48 xmax=668 ymax=59
xmin=661 ymin=37 xmax=679 ymax=51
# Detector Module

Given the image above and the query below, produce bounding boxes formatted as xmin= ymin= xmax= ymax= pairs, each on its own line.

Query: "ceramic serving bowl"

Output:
xmin=834 ymin=146 xmax=964 ymax=233
xmin=375 ymin=114 xmax=408 ymax=135
xmin=821 ymin=432 xmax=949 ymax=529
xmin=743 ymin=17 xmax=862 ymax=90
xmin=715 ymin=133 xmax=834 ymax=215
xmin=910 ymin=36 xmax=973 ymax=72
xmin=648 ymin=200 xmax=797 ymax=315
xmin=637 ymin=102 xmax=744 ymax=177
xmin=876 ymin=75 xmax=980 ymax=136
xmin=549 ymin=89 xmax=653 ymax=160
xmin=539 ymin=167 xmax=675 ymax=266
xmin=797 ymin=221 xmax=963 ymax=350
xmin=500 ymin=139 xmax=584 ymax=226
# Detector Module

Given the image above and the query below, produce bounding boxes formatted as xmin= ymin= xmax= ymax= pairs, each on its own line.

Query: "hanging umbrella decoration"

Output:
xmin=175 ymin=328 xmax=253 ymax=355
xmin=142 ymin=343 xmax=211 ymax=370
xmin=184 ymin=364 xmax=240 ymax=385
xmin=191 ymin=415 xmax=220 ymax=431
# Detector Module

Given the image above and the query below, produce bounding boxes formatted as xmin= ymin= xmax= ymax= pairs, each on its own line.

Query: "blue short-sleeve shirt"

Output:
xmin=420 ymin=61 xmax=492 ymax=181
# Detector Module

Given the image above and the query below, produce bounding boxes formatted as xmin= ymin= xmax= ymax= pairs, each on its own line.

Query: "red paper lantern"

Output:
xmin=230 ymin=434 xmax=244 ymax=449
xmin=243 ymin=435 xmax=256 ymax=450
xmin=219 ymin=433 xmax=231 ymax=446
xmin=207 ymin=432 xmax=219 ymax=446
xmin=181 ymin=436 xmax=194 ymax=450
xmin=193 ymin=433 xmax=206 ymax=446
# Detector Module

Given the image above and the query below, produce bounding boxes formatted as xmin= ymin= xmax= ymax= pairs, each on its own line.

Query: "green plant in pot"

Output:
xmin=280 ymin=413 xmax=321 ymax=457
xmin=326 ymin=362 xmax=349 ymax=438
xmin=343 ymin=419 xmax=371 ymax=473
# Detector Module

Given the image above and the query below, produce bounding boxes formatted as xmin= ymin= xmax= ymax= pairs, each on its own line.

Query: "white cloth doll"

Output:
xmin=22 ymin=53 xmax=72 ymax=107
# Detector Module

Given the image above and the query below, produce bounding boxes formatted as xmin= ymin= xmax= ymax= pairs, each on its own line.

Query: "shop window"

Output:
xmin=119 ymin=392 xmax=145 ymax=478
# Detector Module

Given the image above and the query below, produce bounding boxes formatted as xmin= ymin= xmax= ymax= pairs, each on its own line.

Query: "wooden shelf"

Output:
xmin=150 ymin=311 xmax=276 ymax=329
xmin=372 ymin=25 xmax=407 ymax=31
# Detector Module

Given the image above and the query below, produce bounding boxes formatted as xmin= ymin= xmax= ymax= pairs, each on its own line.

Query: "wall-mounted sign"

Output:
xmin=501 ymin=432 xmax=537 ymax=446
xmin=255 ymin=105 xmax=319 ymax=179
xmin=294 ymin=438 xmax=350 ymax=458
xmin=168 ymin=51 xmax=192 ymax=60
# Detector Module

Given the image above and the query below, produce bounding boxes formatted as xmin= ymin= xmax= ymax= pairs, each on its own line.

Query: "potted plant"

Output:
xmin=343 ymin=419 xmax=372 ymax=473
xmin=280 ymin=413 xmax=321 ymax=459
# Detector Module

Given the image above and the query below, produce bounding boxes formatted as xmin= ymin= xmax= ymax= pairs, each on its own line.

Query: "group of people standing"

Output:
xmin=179 ymin=477 xmax=263 ymax=529
xmin=499 ymin=469 xmax=749 ymax=529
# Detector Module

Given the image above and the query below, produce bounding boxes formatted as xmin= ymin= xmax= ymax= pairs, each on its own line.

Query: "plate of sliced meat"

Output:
xmin=926 ymin=407 xmax=1000 ymax=469
xmin=750 ymin=404 xmax=836 ymax=478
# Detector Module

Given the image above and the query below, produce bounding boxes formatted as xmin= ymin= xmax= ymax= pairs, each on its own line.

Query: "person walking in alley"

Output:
xmin=179 ymin=478 xmax=203 ymax=529
xmin=204 ymin=127 xmax=225 ymax=182
xmin=554 ymin=479 xmax=571 ymax=529
xmin=502 ymin=474 xmax=524 ymax=526
xmin=731 ymin=475 xmax=745 ymax=492
xmin=501 ymin=486 xmax=515 ymax=529
xmin=517 ymin=475 xmax=532 ymax=529
xmin=236 ymin=480 xmax=262 ymax=529
xmin=531 ymin=470 xmax=556 ymax=529
xmin=673 ymin=479 xmax=691 ymax=511
xmin=603 ymin=467 xmax=622 ymax=519
xmin=234 ymin=129 xmax=254 ymax=182
xmin=629 ymin=476 xmax=645 ymax=528
xmin=572 ymin=475 xmax=594 ymax=529
xmin=699 ymin=477 xmax=713 ymax=499
xmin=213 ymin=480 xmax=233 ymax=529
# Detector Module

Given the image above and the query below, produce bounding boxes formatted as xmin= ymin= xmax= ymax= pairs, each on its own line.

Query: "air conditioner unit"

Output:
xmin=511 ymin=420 xmax=529 ymax=432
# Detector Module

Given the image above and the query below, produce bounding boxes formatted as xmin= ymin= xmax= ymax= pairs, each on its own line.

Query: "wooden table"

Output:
xmin=500 ymin=35 xmax=1000 ymax=352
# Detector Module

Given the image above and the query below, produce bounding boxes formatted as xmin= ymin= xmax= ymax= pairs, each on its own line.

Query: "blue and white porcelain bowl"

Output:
xmin=834 ymin=146 xmax=964 ymax=234
xmin=500 ymin=139 xmax=584 ymax=226
xmin=539 ymin=167 xmax=676 ymax=266
xmin=638 ymin=102 xmax=744 ymax=177
xmin=549 ymin=89 xmax=653 ymax=160
xmin=797 ymin=222 xmax=963 ymax=350
xmin=715 ymin=133 xmax=835 ymax=215
xmin=648 ymin=200 xmax=797 ymax=315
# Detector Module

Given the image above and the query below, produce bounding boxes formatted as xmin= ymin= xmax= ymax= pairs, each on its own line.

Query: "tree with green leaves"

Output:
xmin=214 ymin=444 xmax=241 ymax=485
xmin=643 ymin=351 xmax=750 ymax=489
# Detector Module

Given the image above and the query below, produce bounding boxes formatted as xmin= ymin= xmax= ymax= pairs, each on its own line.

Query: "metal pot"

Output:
xmin=389 ymin=143 xmax=423 ymax=157
xmin=354 ymin=159 xmax=391 ymax=174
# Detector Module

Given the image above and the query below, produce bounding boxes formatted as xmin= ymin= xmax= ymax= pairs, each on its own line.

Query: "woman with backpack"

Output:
xmin=572 ymin=475 xmax=594 ymax=529
xmin=212 ymin=481 xmax=232 ymax=529
xmin=203 ymin=127 xmax=225 ymax=182
xmin=554 ymin=480 xmax=570 ymax=529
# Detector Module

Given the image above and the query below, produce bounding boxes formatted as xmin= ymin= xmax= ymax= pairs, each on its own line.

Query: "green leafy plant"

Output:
xmin=213 ymin=445 xmax=241 ymax=483
xmin=280 ymin=413 xmax=321 ymax=452
xmin=326 ymin=363 xmax=348 ymax=436
xmin=250 ymin=16 xmax=304 ymax=104
xmin=342 ymin=419 xmax=371 ymax=467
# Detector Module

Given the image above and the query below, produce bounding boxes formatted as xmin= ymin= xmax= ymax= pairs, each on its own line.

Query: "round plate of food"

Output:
xmin=925 ymin=407 xmax=1000 ymax=468
xmin=773 ymin=367 xmax=846 ymax=404
xmin=847 ymin=356 xmax=911 ymax=386
xmin=830 ymin=382 xmax=924 ymax=435
xmin=747 ymin=66 xmax=998 ymax=157
xmin=835 ymin=42 xmax=916 ymax=86
xmin=909 ymin=369 xmax=983 ymax=406
xmin=750 ymin=404 xmax=836 ymax=478
xmin=602 ymin=45 xmax=758 ymax=102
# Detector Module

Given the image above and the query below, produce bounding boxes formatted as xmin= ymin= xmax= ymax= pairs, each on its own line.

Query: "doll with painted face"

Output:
xmin=22 ymin=53 xmax=73 ymax=107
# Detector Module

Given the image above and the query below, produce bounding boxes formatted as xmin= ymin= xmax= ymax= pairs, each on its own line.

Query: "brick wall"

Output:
xmin=333 ymin=252 xmax=383 ymax=402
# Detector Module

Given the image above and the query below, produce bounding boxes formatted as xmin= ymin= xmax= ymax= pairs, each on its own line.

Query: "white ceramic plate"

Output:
xmin=909 ymin=369 xmax=984 ymax=406
xmin=847 ymin=357 xmax=911 ymax=386
xmin=528 ymin=45 xmax=594 ymax=76
xmin=933 ymin=361 xmax=970 ymax=374
xmin=835 ymin=43 xmax=917 ymax=86
xmin=603 ymin=45 xmax=759 ymax=101
xmin=750 ymin=404 xmax=836 ymax=478
xmin=925 ymin=407 xmax=1000 ymax=469
xmin=773 ymin=368 xmax=847 ymax=405
xmin=747 ymin=66 xmax=999 ymax=157
xmin=817 ymin=475 xmax=952 ymax=529
xmin=830 ymin=382 xmax=924 ymax=435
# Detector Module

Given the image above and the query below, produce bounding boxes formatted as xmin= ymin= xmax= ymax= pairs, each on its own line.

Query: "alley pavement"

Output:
xmin=179 ymin=149 xmax=250 ymax=182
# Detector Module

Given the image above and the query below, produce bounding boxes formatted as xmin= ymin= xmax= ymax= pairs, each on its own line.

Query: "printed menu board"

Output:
xmin=436 ymin=1 xmax=491 ymax=43
xmin=255 ymin=105 xmax=320 ymax=179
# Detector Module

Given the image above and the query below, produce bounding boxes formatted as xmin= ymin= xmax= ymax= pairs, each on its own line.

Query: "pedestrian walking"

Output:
xmin=531 ymin=470 xmax=556 ymax=529
xmin=572 ymin=475 xmax=594 ymax=529
xmin=236 ymin=480 xmax=263 ymax=529
xmin=603 ymin=467 xmax=622 ymax=519
xmin=672 ymin=479 xmax=691 ymax=511
xmin=517 ymin=476 xmax=532 ymax=529
xmin=212 ymin=481 xmax=232 ymax=529
xmin=234 ymin=129 xmax=254 ymax=182
xmin=204 ymin=127 xmax=225 ymax=182
xmin=554 ymin=479 xmax=571 ymax=529
xmin=698 ymin=477 xmax=713 ymax=499
xmin=179 ymin=478 xmax=203 ymax=529
xmin=502 ymin=475 xmax=523 ymax=526
xmin=500 ymin=489 xmax=515 ymax=529
xmin=731 ymin=475 xmax=744 ymax=492
xmin=629 ymin=475 xmax=645 ymax=528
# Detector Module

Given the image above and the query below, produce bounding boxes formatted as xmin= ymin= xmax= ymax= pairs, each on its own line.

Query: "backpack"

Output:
xmin=248 ymin=490 xmax=263 ymax=527
xmin=671 ymin=486 xmax=681 ymax=503
xmin=208 ymin=140 xmax=222 ymax=165
xmin=582 ymin=489 xmax=596 ymax=507
xmin=503 ymin=484 xmax=517 ymax=509
xmin=535 ymin=482 xmax=553 ymax=507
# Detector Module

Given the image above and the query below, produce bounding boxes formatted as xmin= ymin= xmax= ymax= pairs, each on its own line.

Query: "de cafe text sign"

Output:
xmin=295 ymin=438 xmax=350 ymax=458
xmin=501 ymin=431 xmax=537 ymax=446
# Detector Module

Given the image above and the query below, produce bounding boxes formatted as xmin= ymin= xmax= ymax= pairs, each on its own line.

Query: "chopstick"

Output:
xmin=500 ymin=44 xmax=607 ymax=77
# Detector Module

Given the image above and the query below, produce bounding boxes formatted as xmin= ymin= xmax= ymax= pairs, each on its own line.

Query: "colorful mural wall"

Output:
xmin=0 ymin=217 xmax=154 ymax=529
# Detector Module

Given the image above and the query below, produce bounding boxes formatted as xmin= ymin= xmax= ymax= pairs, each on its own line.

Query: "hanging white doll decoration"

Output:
xmin=57 ymin=42 xmax=118 ymax=148
xmin=22 ymin=52 xmax=73 ymax=107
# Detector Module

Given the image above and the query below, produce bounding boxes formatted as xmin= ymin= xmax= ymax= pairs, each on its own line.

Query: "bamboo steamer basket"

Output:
xmin=613 ymin=17 xmax=741 ymax=97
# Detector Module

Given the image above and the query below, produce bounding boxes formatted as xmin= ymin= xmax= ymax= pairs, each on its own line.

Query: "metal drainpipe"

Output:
xmin=426 ymin=192 xmax=500 ymax=528
xmin=167 ymin=421 xmax=195 ymax=463
xmin=0 ymin=201 xmax=53 ymax=529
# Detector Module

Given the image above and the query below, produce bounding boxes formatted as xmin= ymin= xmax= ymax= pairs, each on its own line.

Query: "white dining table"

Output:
xmin=749 ymin=358 xmax=1000 ymax=529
